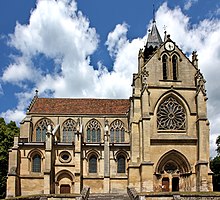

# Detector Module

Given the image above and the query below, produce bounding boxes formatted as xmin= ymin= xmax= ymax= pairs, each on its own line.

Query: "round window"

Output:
xmin=59 ymin=151 xmax=71 ymax=163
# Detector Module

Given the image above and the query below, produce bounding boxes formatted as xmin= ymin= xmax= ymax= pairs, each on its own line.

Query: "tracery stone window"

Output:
xmin=110 ymin=120 xmax=125 ymax=143
xmin=157 ymin=97 xmax=186 ymax=130
xmin=164 ymin=161 xmax=178 ymax=174
xmin=86 ymin=119 xmax=101 ymax=143
xmin=62 ymin=119 xmax=77 ymax=143
xmin=35 ymin=118 xmax=53 ymax=142
xmin=32 ymin=154 xmax=41 ymax=172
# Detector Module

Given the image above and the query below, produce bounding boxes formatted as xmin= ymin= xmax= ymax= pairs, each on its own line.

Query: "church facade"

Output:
xmin=6 ymin=22 xmax=213 ymax=197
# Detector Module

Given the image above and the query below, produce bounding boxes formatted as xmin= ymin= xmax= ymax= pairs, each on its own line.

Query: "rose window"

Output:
xmin=157 ymin=97 xmax=186 ymax=130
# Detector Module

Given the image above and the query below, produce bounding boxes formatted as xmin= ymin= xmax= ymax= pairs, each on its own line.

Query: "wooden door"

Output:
xmin=162 ymin=178 xmax=169 ymax=192
xmin=60 ymin=184 xmax=70 ymax=194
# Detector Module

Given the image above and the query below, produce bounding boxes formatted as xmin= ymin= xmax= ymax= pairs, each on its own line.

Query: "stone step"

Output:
xmin=88 ymin=193 xmax=130 ymax=200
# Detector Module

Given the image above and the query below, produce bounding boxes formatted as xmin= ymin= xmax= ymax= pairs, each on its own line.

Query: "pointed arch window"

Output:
xmin=172 ymin=55 xmax=178 ymax=80
xmin=162 ymin=54 xmax=168 ymax=80
xmin=34 ymin=118 xmax=53 ymax=142
xmin=32 ymin=154 xmax=41 ymax=172
xmin=110 ymin=120 xmax=125 ymax=143
xmin=62 ymin=119 xmax=77 ymax=143
xmin=117 ymin=155 xmax=126 ymax=173
xmin=86 ymin=119 xmax=101 ymax=143
xmin=89 ymin=155 xmax=97 ymax=173
xmin=157 ymin=97 xmax=186 ymax=130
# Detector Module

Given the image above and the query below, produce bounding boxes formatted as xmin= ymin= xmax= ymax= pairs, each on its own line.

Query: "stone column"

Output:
xmin=6 ymin=137 xmax=20 ymax=197
xmin=104 ymin=120 xmax=110 ymax=193
xmin=195 ymin=71 xmax=210 ymax=191
xmin=44 ymin=125 xmax=53 ymax=194
xmin=74 ymin=119 xmax=82 ymax=194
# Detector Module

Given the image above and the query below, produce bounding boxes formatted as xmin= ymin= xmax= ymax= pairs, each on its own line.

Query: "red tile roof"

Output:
xmin=29 ymin=98 xmax=130 ymax=115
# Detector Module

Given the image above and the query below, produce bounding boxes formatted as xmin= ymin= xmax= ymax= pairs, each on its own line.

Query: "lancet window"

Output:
xmin=162 ymin=54 xmax=168 ymax=80
xmin=157 ymin=97 xmax=186 ymax=130
xmin=89 ymin=155 xmax=97 ymax=173
xmin=62 ymin=119 xmax=77 ymax=143
xmin=117 ymin=155 xmax=126 ymax=173
xmin=110 ymin=120 xmax=125 ymax=143
xmin=172 ymin=55 xmax=178 ymax=80
xmin=32 ymin=154 xmax=41 ymax=172
xmin=86 ymin=119 xmax=101 ymax=143
xmin=35 ymin=118 xmax=53 ymax=142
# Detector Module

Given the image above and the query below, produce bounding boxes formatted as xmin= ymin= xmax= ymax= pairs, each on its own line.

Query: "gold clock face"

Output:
xmin=165 ymin=41 xmax=175 ymax=51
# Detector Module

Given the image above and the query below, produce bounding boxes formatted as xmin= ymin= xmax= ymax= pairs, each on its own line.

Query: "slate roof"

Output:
xmin=146 ymin=21 xmax=163 ymax=48
xmin=28 ymin=98 xmax=130 ymax=115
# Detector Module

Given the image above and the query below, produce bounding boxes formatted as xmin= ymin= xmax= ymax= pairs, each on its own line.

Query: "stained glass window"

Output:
xmin=34 ymin=118 xmax=52 ymax=142
xmin=86 ymin=119 xmax=101 ymax=143
xmin=62 ymin=119 xmax=77 ymax=142
xmin=110 ymin=120 xmax=125 ymax=143
xmin=157 ymin=97 xmax=186 ymax=130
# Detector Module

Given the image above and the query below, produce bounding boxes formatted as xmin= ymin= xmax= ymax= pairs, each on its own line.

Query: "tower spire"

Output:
xmin=153 ymin=4 xmax=156 ymax=23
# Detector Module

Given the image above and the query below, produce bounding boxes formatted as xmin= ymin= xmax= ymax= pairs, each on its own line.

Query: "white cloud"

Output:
xmin=184 ymin=0 xmax=198 ymax=10
xmin=105 ymin=23 xmax=129 ymax=58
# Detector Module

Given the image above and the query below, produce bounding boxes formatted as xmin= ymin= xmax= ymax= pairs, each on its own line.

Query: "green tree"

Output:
xmin=0 ymin=118 xmax=19 ymax=198
xmin=210 ymin=135 xmax=220 ymax=191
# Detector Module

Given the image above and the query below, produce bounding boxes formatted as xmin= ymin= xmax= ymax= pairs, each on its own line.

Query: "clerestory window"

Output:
xmin=110 ymin=120 xmax=125 ymax=143
xmin=62 ymin=119 xmax=77 ymax=143
xmin=34 ymin=118 xmax=53 ymax=142
xmin=86 ymin=119 xmax=101 ymax=143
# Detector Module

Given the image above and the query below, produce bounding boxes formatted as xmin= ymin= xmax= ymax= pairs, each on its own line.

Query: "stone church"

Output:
xmin=7 ymin=21 xmax=213 ymax=197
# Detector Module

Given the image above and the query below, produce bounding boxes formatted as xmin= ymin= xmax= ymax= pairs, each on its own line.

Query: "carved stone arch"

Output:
xmin=154 ymin=91 xmax=191 ymax=117
xmin=85 ymin=149 xmax=101 ymax=161
xmin=27 ymin=148 xmax=44 ymax=160
xmin=170 ymin=51 xmax=182 ymax=62
xmin=55 ymin=170 xmax=75 ymax=183
xmin=55 ymin=170 xmax=75 ymax=194
xmin=34 ymin=117 xmax=54 ymax=129
xmin=114 ymin=149 xmax=130 ymax=161
xmin=159 ymin=51 xmax=169 ymax=60
xmin=155 ymin=150 xmax=191 ymax=175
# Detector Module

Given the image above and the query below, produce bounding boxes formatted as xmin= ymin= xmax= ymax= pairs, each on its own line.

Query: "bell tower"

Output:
xmin=128 ymin=20 xmax=212 ymax=192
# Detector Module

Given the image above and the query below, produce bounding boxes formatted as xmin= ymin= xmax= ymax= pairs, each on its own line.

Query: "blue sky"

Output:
xmin=0 ymin=0 xmax=220 ymax=156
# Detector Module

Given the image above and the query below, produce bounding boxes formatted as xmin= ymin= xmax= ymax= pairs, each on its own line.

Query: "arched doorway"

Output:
xmin=55 ymin=170 xmax=74 ymax=194
xmin=155 ymin=150 xmax=191 ymax=192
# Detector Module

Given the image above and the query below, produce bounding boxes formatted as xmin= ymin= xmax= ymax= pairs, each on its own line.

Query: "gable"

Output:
xmin=143 ymin=39 xmax=197 ymax=88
